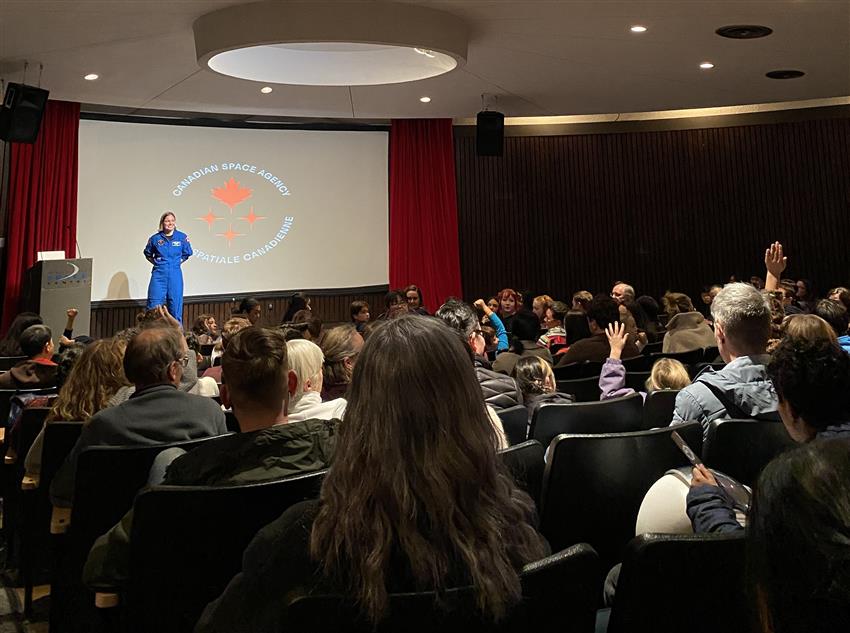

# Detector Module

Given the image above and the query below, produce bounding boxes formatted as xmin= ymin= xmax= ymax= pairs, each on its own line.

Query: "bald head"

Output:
xmin=123 ymin=327 xmax=186 ymax=388
xmin=611 ymin=283 xmax=635 ymax=305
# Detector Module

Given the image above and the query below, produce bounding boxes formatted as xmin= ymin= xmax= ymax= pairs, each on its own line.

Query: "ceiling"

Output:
xmin=1 ymin=0 xmax=848 ymax=120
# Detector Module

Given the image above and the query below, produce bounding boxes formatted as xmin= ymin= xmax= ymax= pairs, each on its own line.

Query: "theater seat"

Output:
xmin=530 ymin=394 xmax=643 ymax=450
xmin=702 ymin=418 xmax=796 ymax=486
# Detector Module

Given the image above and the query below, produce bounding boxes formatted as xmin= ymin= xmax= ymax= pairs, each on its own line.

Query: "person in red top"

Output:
xmin=0 ymin=324 xmax=58 ymax=389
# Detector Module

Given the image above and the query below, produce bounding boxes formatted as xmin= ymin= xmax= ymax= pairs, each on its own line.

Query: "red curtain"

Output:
xmin=389 ymin=119 xmax=462 ymax=313
xmin=2 ymin=100 xmax=80 ymax=331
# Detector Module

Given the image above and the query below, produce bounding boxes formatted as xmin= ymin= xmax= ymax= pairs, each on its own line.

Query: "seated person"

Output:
xmin=514 ymin=356 xmax=572 ymax=423
xmin=319 ymin=325 xmax=364 ymax=401
xmin=191 ymin=314 xmax=220 ymax=346
xmin=671 ymin=283 xmax=778 ymax=437
xmin=599 ymin=322 xmax=691 ymax=401
xmin=195 ymin=315 xmax=548 ymax=633
xmin=0 ymin=312 xmax=43 ymax=357
xmin=687 ymin=336 xmax=850 ymax=534
xmin=50 ymin=326 xmax=227 ymax=508
xmin=492 ymin=311 xmax=553 ymax=376
xmin=746 ymin=439 xmax=850 ymax=633
xmin=83 ymin=327 xmax=339 ymax=591
xmin=286 ymin=339 xmax=347 ymax=422
xmin=234 ymin=297 xmax=261 ymax=325
xmin=813 ymin=299 xmax=850 ymax=352
xmin=350 ymin=300 xmax=370 ymax=334
xmin=0 ymin=324 xmax=58 ymax=390
xmin=661 ymin=292 xmax=716 ymax=353
xmin=537 ymin=301 xmax=568 ymax=350
xmin=556 ymin=295 xmax=640 ymax=366
xmin=203 ymin=317 xmax=251 ymax=382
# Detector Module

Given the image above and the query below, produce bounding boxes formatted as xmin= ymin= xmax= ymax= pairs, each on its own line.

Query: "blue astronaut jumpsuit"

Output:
xmin=144 ymin=230 xmax=192 ymax=323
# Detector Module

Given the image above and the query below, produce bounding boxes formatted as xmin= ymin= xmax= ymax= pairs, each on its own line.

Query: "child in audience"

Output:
xmin=531 ymin=294 xmax=553 ymax=325
xmin=474 ymin=298 xmax=508 ymax=352
xmin=496 ymin=288 xmax=522 ymax=332
xmin=514 ymin=356 xmax=573 ymax=422
xmin=599 ymin=322 xmax=691 ymax=400
xmin=191 ymin=314 xmax=219 ymax=346
xmin=196 ymin=316 xmax=548 ymax=632
xmin=537 ymin=301 xmax=568 ymax=351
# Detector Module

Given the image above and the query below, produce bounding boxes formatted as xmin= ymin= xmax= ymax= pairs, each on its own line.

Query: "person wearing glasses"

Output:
xmin=50 ymin=325 xmax=228 ymax=509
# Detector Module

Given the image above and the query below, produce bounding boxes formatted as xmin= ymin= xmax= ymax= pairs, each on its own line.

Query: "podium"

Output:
xmin=22 ymin=259 xmax=92 ymax=340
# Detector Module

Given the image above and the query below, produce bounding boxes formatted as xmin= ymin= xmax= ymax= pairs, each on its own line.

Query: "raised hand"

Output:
xmin=66 ymin=308 xmax=78 ymax=319
xmin=605 ymin=321 xmax=629 ymax=360
xmin=764 ymin=241 xmax=787 ymax=278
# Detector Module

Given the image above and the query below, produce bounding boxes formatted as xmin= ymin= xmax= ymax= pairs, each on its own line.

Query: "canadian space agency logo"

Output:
xmin=170 ymin=161 xmax=295 ymax=264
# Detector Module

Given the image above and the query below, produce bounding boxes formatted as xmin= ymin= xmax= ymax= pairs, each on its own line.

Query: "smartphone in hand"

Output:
xmin=670 ymin=430 xmax=751 ymax=512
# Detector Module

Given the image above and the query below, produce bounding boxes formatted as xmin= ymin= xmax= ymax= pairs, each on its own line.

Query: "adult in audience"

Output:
xmin=795 ymin=279 xmax=817 ymax=313
xmin=204 ymin=317 xmax=251 ymax=382
xmin=571 ymin=290 xmax=592 ymax=313
xmin=195 ymin=316 xmax=547 ymax=633
xmin=0 ymin=312 xmax=43 ymax=357
xmin=746 ymin=439 xmax=850 ymax=633
xmin=556 ymin=295 xmax=640 ymax=366
xmin=619 ymin=305 xmax=647 ymax=352
xmin=514 ymin=356 xmax=572 ymax=422
xmin=350 ymin=300 xmax=370 ymax=333
xmin=492 ymin=311 xmax=553 ymax=375
xmin=234 ymin=297 xmax=261 ymax=325
xmin=763 ymin=242 xmax=804 ymax=315
xmin=671 ymin=283 xmax=777 ymax=436
xmin=496 ymin=288 xmax=522 ymax=332
xmin=378 ymin=290 xmax=409 ymax=320
xmin=0 ymin=325 xmax=57 ymax=389
xmin=531 ymin=295 xmax=553 ymax=324
xmin=436 ymin=299 xmax=521 ymax=413
xmin=83 ymin=327 xmax=339 ymax=592
xmin=191 ymin=314 xmax=219 ymax=346
xmin=537 ymin=301 xmax=568 ymax=350
xmin=661 ymin=292 xmax=716 ymax=353
xmin=699 ymin=285 xmax=723 ymax=319
xmin=319 ymin=325 xmax=363 ymax=401
xmin=24 ymin=338 xmax=130 ymax=480
xmin=474 ymin=298 xmax=509 ymax=352
xmin=289 ymin=309 xmax=323 ymax=342
xmin=287 ymin=339 xmax=347 ymax=422
xmin=782 ymin=314 xmax=837 ymax=344
xmin=486 ymin=296 xmax=500 ymax=313
xmin=813 ymin=299 xmax=850 ymax=352
xmin=611 ymin=283 xmax=635 ymax=305
xmin=50 ymin=326 xmax=227 ymax=508
xmin=635 ymin=295 xmax=662 ymax=342
xmin=749 ymin=275 xmax=765 ymax=290
xmin=687 ymin=337 xmax=850 ymax=536
xmin=281 ymin=292 xmax=311 ymax=324
xmin=765 ymin=290 xmax=786 ymax=352
xmin=403 ymin=284 xmax=429 ymax=315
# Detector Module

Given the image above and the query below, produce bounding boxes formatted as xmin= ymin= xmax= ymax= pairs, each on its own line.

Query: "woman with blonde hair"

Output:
xmin=24 ymin=338 xmax=131 ymax=479
xmin=531 ymin=295 xmax=553 ymax=324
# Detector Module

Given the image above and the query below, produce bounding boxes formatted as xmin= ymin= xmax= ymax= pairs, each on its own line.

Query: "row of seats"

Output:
xmin=553 ymin=346 xmax=721 ymax=381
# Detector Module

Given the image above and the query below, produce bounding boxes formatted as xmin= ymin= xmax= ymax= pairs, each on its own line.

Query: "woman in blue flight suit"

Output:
xmin=144 ymin=211 xmax=193 ymax=324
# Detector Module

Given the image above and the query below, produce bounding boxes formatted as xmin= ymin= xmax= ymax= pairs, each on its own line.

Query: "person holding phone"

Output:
xmin=144 ymin=211 xmax=192 ymax=325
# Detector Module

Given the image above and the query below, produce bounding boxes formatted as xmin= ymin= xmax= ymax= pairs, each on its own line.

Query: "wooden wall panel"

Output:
xmin=455 ymin=117 xmax=850 ymax=305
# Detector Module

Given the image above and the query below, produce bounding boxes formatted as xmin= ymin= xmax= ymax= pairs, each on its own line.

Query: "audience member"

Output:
xmin=287 ymin=339 xmax=347 ymax=422
xmin=289 ymin=309 xmax=323 ymax=342
xmin=492 ymin=311 xmax=553 ymax=375
xmin=0 ymin=325 xmax=58 ymax=389
xmin=474 ymin=298 xmax=508 ymax=352
xmin=571 ymin=290 xmax=592 ymax=313
xmin=195 ymin=315 xmax=547 ymax=633
xmin=749 ymin=275 xmax=765 ymax=290
xmin=619 ymin=305 xmax=647 ymax=352
xmin=764 ymin=290 xmax=786 ymax=352
xmin=556 ymin=295 xmax=640 ymax=365
xmin=537 ymin=300 xmax=568 ymax=350
xmin=531 ymin=295 xmax=553 ymax=324
xmin=378 ymin=290 xmax=409 ymax=320
xmin=813 ymin=299 xmax=850 ymax=351
xmin=611 ymin=283 xmax=635 ymax=305
xmin=699 ymin=285 xmax=723 ymax=319
xmin=204 ymin=317 xmax=251 ymax=382
xmin=486 ymin=296 xmax=500 ymax=313
xmin=83 ymin=326 xmax=339 ymax=592
xmin=514 ymin=356 xmax=573 ymax=422
xmin=671 ymin=283 xmax=778 ymax=437
xmin=350 ymin=300 xmax=370 ymax=333
xmin=0 ymin=312 xmax=43 ymax=357
xmin=661 ymin=292 xmax=716 ymax=353
xmin=782 ymin=314 xmax=837 ymax=344
xmin=795 ymin=279 xmax=817 ymax=313
xmin=746 ymin=439 xmax=850 ymax=633
xmin=191 ymin=314 xmax=220 ymax=346
xmin=319 ymin=325 xmax=363 ymax=401
xmin=403 ymin=284 xmax=429 ymax=315
xmin=496 ymin=288 xmax=522 ymax=332
xmin=281 ymin=292 xmax=311 ymax=324
xmin=235 ymin=297 xmax=261 ymax=325
xmin=50 ymin=326 xmax=227 ymax=508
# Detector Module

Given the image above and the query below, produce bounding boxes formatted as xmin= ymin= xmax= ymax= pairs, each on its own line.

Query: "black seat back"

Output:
xmin=702 ymin=419 xmax=796 ymax=486
xmin=623 ymin=371 xmax=650 ymax=392
xmin=497 ymin=405 xmax=529 ymax=446
xmin=650 ymin=349 xmax=703 ymax=366
xmin=41 ymin=422 xmax=84 ymax=492
xmin=530 ymin=394 xmax=643 ymax=450
xmin=553 ymin=362 xmax=585 ymax=381
xmin=285 ymin=543 xmax=600 ymax=633
xmin=127 ymin=470 xmax=327 ymax=633
xmin=498 ymin=440 xmax=544 ymax=509
xmin=608 ymin=533 xmax=748 ymax=633
xmin=642 ymin=390 xmax=679 ymax=430
xmin=555 ymin=376 xmax=601 ymax=402
xmin=539 ymin=423 xmax=703 ymax=570
xmin=621 ymin=355 xmax=653 ymax=372
xmin=641 ymin=341 xmax=663 ymax=356
xmin=0 ymin=356 xmax=26 ymax=371
xmin=702 ymin=346 xmax=720 ymax=362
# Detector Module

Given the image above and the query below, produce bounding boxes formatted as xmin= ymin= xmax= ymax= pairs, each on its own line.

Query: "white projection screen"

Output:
xmin=77 ymin=120 xmax=388 ymax=301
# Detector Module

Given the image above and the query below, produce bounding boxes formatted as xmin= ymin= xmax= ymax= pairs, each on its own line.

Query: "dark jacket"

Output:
xmin=555 ymin=333 xmax=640 ymax=366
xmin=687 ymin=421 xmax=850 ymax=534
xmin=83 ymin=418 xmax=339 ymax=591
xmin=0 ymin=358 xmax=57 ymax=390
xmin=491 ymin=341 xmax=554 ymax=376
xmin=473 ymin=356 xmax=522 ymax=411
xmin=50 ymin=384 xmax=227 ymax=508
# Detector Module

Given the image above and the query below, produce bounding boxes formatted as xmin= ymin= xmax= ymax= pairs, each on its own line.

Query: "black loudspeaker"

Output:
xmin=0 ymin=83 xmax=50 ymax=143
xmin=476 ymin=110 xmax=504 ymax=156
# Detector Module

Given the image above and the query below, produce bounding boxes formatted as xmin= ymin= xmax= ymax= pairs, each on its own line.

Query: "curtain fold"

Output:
xmin=2 ymin=100 xmax=80 ymax=331
xmin=388 ymin=119 xmax=462 ymax=314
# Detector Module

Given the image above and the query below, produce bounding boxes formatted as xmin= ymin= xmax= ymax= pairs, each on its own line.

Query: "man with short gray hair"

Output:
xmin=671 ymin=283 xmax=779 ymax=437
xmin=611 ymin=283 xmax=635 ymax=305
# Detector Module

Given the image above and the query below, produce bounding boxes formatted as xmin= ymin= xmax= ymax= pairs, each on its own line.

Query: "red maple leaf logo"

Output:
xmin=211 ymin=178 xmax=252 ymax=212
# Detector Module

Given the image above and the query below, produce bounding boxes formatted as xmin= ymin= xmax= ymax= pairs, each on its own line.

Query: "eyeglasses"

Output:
xmin=473 ymin=329 xmax=485 ymax=338
xmin=176 ymin=354 xmax=189 ymax=367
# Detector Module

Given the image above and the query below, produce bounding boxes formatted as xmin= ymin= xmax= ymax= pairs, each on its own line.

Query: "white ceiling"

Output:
xmin=1 ymin=0 xmax=848 ymax=120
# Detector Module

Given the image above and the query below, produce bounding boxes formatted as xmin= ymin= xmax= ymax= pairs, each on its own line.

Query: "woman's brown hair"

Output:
xmin=310 ymin=316 xmax=546 ymax=623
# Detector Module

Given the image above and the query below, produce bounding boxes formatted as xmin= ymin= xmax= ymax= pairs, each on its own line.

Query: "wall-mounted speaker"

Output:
xmin=476 ymin=110 xmax=504 ymax=157
xmin=0 ymin=83 xmax=50 ymax=143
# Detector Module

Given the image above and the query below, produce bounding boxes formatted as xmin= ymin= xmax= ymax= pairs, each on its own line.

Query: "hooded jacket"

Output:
xmin=662 ymin=312 xmax=716 ymax=353
xmin=671 ymin=355 xmax=779 ymax=439
xmin=473 ymin=356 xmax=523 ymax=411
xmin=0 ymin=358 xmax=57 ymax=390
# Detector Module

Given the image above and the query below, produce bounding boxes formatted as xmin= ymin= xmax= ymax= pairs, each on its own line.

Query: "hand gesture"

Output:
xmin=605 ymin=321 xmax=629 ymax=360
xmin=66 ymin=308 xmax=78 ymax=319
xmin=691 ymin=464 xmax=718 ymax=488
xmin=156 ymin=305 xmax=182 ymax=330
xmin=59 ymin=335 xmax=75 ymax=347
xmin=764 ymin=241 xmax=787 ymax=278
xmin=473 ymin=298 xmax=492 ymax=315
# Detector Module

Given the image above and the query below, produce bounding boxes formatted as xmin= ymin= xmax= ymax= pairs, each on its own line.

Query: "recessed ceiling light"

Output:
xmin=630 ymin=25 xmax=647 ymax=33
xmin=766 ymin=69 xmax=805 ymax=80
xmin=716 ymin=25 xmax=773 ymax=39
xmin=260 ymin=86 xmax=273 ymax=94
xmin=84 ymin=73 xmax=99 ymax=81
xmin=699 ymin=62 xmax=715 ymax=70
xmin=419 ymin=96 xmax=431 ymax=103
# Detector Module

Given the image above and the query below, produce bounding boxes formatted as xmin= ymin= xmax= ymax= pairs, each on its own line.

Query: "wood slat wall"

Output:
xmin=90 ymin=291 xmax=386 ymax=339
xmin=455 ymin=117 xmax=850 ymax=305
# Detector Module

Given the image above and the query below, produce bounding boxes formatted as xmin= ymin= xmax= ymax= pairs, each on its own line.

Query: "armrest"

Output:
xmin=51 ymin=506 xmax=71 ymax=534
xmin=21 ymin=474 xmax=39 ymax=490
xmin=95 ymin=593 xmax=120 ymax=609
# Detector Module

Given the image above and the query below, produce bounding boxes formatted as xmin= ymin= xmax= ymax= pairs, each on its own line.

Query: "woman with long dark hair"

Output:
xmin=197 ymin=316 xmax=548 ymax=632
xmin=281 ymin=292 xmax=311 ymax=323
xmin=0 ymin=312 xmax=43 ymax=357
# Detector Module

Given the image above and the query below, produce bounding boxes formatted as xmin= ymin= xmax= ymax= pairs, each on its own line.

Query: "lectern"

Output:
xmin=22 ymin=259 xmax=92 ymax=340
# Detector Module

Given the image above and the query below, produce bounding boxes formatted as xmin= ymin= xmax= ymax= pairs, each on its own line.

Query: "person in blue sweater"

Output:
xmin=143 ymin=212 xmax=192 ymax=324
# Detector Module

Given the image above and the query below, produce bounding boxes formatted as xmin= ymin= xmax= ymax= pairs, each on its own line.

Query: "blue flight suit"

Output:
xmin=144 ymin=229 xmax=192 ymax=323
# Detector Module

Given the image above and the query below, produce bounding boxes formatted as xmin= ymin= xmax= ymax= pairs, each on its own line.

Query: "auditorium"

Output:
xmin=0 ymin=1 xmax=849 ymax=632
